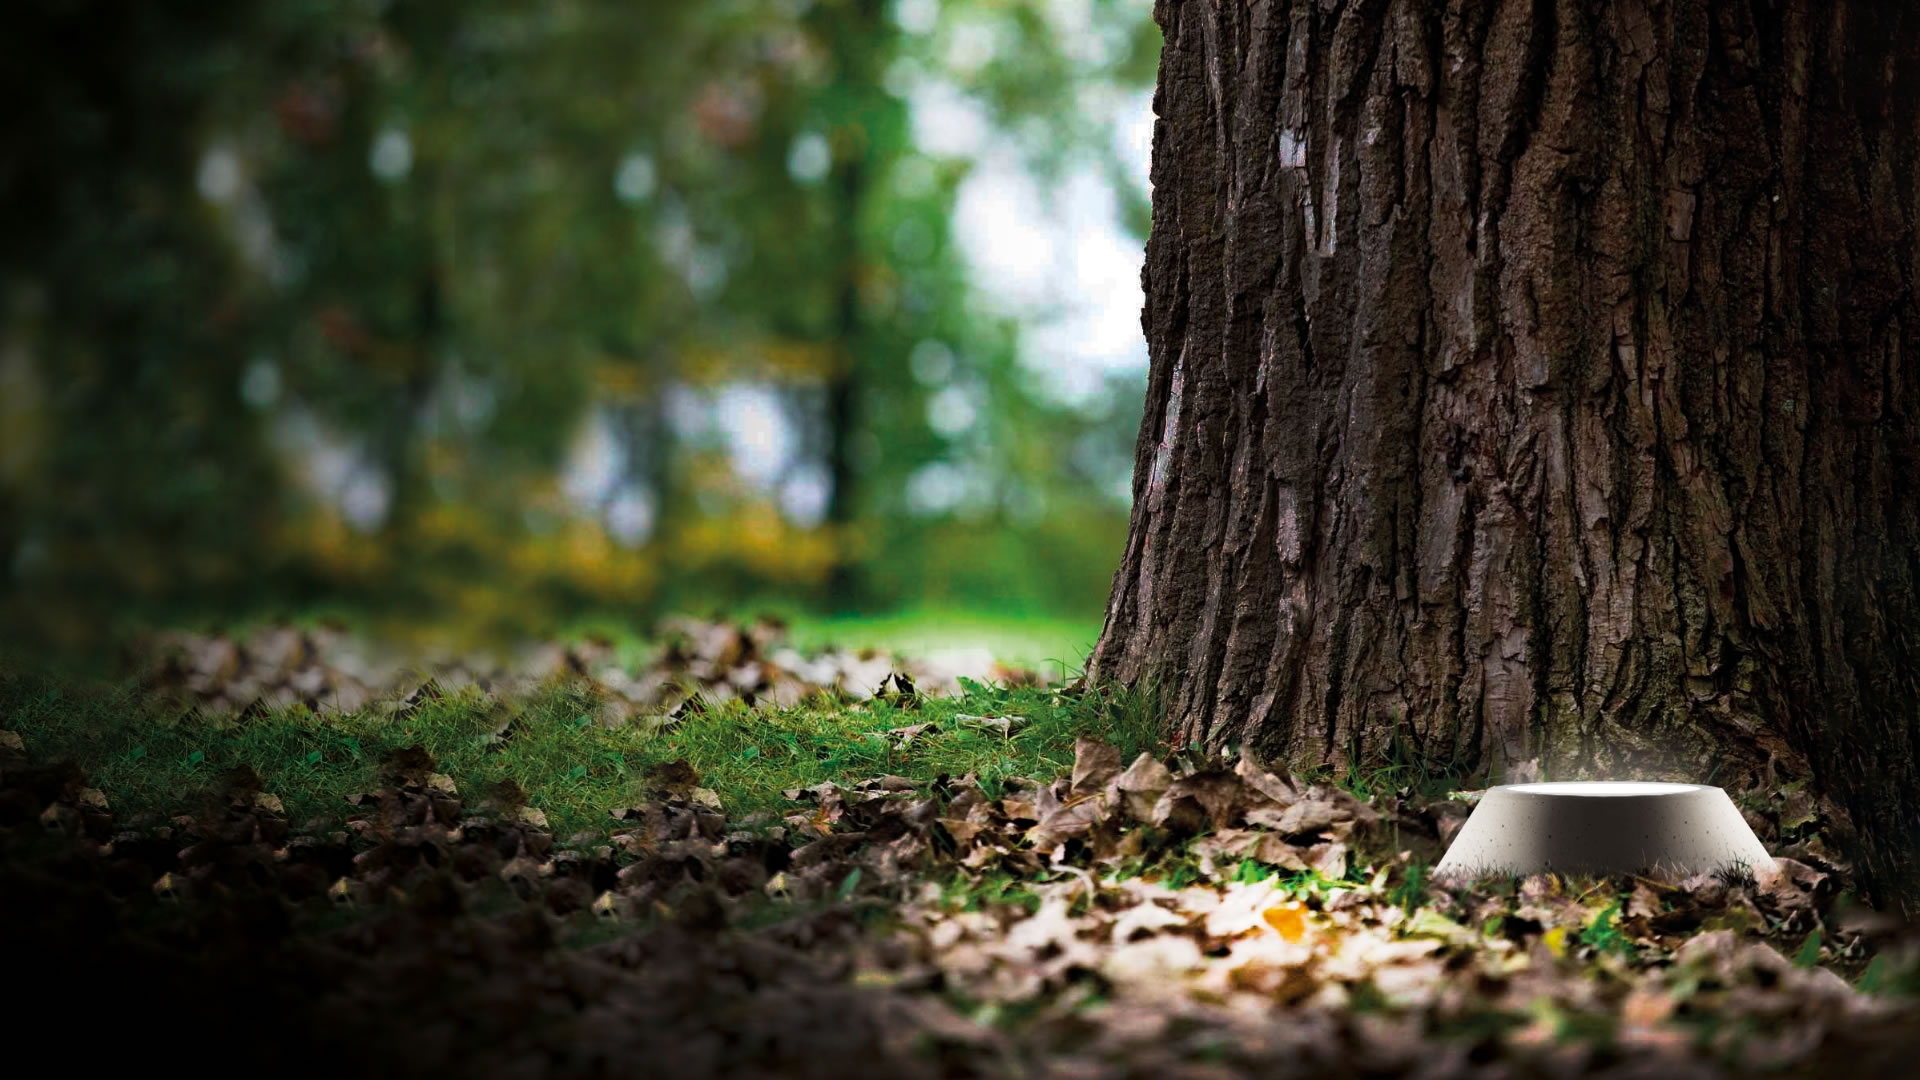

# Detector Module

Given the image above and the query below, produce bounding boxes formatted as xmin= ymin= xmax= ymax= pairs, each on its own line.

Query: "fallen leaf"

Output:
xmin=1153 ymin=769 xmax=1245 ymax=832
xmin=1404 ymin=907 xmax=1476 ymax=948
xmin=1102 ymin=934 xmax=1205 ymax=984
xmin=888 ymin=721 xmax=936 ymax=748
xmin=1262 ymin=903 xmax=1308 ymax=943
xmin=1111 ymin=752 xmax=1172 ymax=821
xmin=1247 ymin=799 xmax=1344 ymax=837
xmin=1070 ymin=737 xmax=1124 ymax=795
xmin=646 ymin=759 xmax=701 ymax=798
xmin=1309 ymin=841 xmax=1348 ymax=880
xmin=1025 ymin=793 xmax=1105 ymax=852
xmin=1193 ymin=829 xmax=1311 ymax=871
xmin=1233 ymin=752 xmax=1299 ymax=805
xmin=955 ymin=713 xmax=1023 ymax=737
xmin=1111 ymin=900 xmax=1189 ymax=944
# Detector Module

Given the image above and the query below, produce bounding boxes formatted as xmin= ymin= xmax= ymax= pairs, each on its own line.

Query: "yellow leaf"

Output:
xmin=1405 ymin=907 xmax=1476 ymax=947
xmin=1263 ymin=903 xmax=1308 ymax=943
xmin=1543 ymin=925 xmax=1569 ymax=958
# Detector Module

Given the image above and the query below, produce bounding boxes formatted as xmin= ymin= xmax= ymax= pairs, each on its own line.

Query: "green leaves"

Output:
xmin=1578 ymin=900 xmax=1634 ymax=959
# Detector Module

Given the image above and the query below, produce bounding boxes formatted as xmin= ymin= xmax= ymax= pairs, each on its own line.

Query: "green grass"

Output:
xmin=0 ymin=668 xmax=1163 ymax=841
xmin=776 ymin=610 xmax=1102 ymax=679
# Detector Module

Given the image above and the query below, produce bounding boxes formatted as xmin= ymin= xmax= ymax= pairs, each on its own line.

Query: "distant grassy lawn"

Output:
xmin=779 ymin=610 xmax=1103 ymax=679
xmin=2 ymin=608 xmax=1122 ymax=845
xmin=2 ymin=669 xmax=1160 ymax=843
xmin=181 ymin=605 xmax=1101 ymax=678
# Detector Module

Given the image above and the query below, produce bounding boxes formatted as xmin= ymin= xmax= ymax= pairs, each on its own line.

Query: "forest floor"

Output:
xmin=3 ymin=617 xmax=1918 ymax=1079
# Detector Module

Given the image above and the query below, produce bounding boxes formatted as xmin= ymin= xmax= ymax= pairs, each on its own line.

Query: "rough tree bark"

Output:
xmin=1091 ymin=0 xmax=1920 ymax=913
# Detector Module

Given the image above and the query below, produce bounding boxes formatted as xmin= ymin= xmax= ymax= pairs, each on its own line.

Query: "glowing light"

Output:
xmin=787 ymin=132 xmax=831 ymax=184
xmin=197 ymin=147 xmax=243 ymax=204
xmin=909 ymin=340 xmax=954 ymax=385
xmin=893 ymin=0 xmax=939 ymax=35
xmin=369 ymin=128 xmax=412 ymax=182
xmin=614 ymin=153 xmax=656 ymax=204
xmin=1504 ymin=782 xmax=1702 ymax=796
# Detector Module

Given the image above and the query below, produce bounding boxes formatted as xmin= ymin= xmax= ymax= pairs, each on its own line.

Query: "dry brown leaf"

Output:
xmin=646 ymin=759 xmax=700 ymax=798
xmin=1152 ymin=769 xmax=1245 ymax=833
xmin=1111 ymin=751 xmax=1172 ymax=822
xmin=1070 ymin=737 xmax=1124 ymax=795
xmin=1193 ymin=829 xmax=1312 ymax=871
xmin=1233 ymin=752 xmax=1298 ymax=805
xmin=1025 ymin=794 xmax=1106 ymax=853
xmin=1246 ymin=798 xmax=1345 ymax=837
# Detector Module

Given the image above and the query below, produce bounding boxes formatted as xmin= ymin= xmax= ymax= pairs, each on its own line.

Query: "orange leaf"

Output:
xmin=1262 ymin=903 xmax=1308 ymax=943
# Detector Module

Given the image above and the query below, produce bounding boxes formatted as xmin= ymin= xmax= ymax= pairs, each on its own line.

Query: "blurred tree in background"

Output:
xmin=1 ymin=0 xmax=1159 ymax=658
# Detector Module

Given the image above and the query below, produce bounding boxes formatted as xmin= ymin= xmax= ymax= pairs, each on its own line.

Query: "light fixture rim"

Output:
xmin=1497 ymin=780 xmax=1712 ymax=797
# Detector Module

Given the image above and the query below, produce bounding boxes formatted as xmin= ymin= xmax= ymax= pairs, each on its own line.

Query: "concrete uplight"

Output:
xmin=1432 ymin=781 xmax=1772 ymax=880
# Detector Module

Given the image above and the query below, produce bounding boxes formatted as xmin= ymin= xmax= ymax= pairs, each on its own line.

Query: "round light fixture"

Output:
xmin=1433 ymin=781 xmax=1772 ymax=880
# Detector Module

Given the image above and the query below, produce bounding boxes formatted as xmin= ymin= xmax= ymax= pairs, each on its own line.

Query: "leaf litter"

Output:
xmin=4 ymin=702 xmax=1920 ymax=1077
xmin=135 ymin=616 xmax=1028 ymax=723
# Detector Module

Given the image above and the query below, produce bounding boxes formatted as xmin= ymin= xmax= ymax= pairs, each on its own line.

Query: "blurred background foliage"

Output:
xmin=1 ymin=0 xmax=1159 ymax=659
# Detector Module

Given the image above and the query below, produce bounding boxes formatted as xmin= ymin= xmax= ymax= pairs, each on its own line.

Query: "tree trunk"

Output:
xmin=823 ymin=153 xmax=865 ymax=613
xmin=1092 ymin=0 xmax=1920 ymax=913
xmin=818 ymin=0 xmax=887 ymax=614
